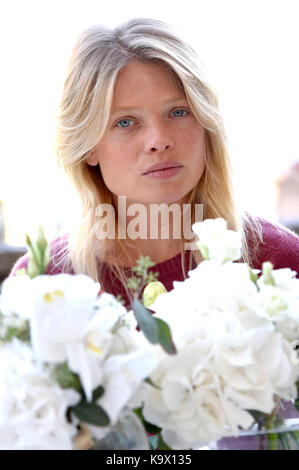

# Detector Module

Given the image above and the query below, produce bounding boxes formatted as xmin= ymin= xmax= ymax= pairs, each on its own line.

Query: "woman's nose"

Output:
xmin=144 ymin=120 xmax=175 ymax=154
xmin=149 ymin=143 xmax=171 ymax=152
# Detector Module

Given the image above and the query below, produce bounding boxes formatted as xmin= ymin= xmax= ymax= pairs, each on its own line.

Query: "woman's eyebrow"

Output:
xmin=110 ymin=97 xmax=188 ymax=116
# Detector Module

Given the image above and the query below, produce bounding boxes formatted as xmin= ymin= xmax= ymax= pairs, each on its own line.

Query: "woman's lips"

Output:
xmin=143 ymin=166 xmax=183 ymax=179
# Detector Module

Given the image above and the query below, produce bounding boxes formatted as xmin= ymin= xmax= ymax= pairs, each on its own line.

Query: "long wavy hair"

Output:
xmin=55 ymin=17 xmax=262 ymax=303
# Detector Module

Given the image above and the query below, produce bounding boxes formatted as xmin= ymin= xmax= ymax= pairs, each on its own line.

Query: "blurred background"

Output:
xmin=0 ymin=0 xmax=298 ymax=276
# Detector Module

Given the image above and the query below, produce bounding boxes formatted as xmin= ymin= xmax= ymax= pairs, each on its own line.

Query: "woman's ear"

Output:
xmin=85 ymin=151 xmax=99 ymax=166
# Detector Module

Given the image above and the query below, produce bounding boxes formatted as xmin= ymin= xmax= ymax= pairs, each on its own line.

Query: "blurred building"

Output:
xmin=0 ymin=201 xmax=26 ymax=282
xmin=275 ymin=161 xmax=299 ymax=235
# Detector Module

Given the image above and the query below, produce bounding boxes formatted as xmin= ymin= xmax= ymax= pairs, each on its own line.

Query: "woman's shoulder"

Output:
xmin=245 ymin=214 xmax=299 ymax=275
xmin=9 ymin=233 xmax=72 ymax=276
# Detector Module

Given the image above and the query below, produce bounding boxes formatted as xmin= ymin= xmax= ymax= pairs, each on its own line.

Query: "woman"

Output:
xmin=11 ymin=18 xmax=299 ymax=449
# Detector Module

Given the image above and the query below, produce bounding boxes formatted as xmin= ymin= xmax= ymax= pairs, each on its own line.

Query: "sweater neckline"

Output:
xmin=119 ymin=250 xmax=187 ymax=272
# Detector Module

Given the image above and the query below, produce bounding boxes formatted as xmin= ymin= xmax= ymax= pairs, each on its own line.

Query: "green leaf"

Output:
xmin=132 ymin=299 xmax=176 ymax=355
xmin=267 ymin=433 xmax=278 ymax=450
xmin=132 ymin=256 xmax=156 ymax=277
xmin=3 ymin=326 xmax=19 ymax=342
xmin=287 ymin=431 xmax=299 ymax=450
xmin=156 ymin=318 xmax=177 ymax=355
xmin=72 ymin=401 xmax=110 ymax=427
xmin=144 ymin=422 xmax=161 ymax=435
xmin=3 ymin=321 xmax=31 ymax=344
xmin=278 ymin=432 xmax=291 ymax=450
xmin=247 ymin=409 xmax=266 ymax=427
xmin=133 ymin=407 xmax=143 ymax=420
xmin=115 ymin=294 xmax=126 ymax=306
xmin=295 ymin=399 xmax=299 ymax=412
xmin=157 ymin=433 xmax=172 ymax=450
xmin=92 ymin=385 xmax=105 ymax=402
xmin=248 ymin=267 xmax=259 ymax=287
xmin=133 ymin=407 xmax=161 ymax=435
xmin=132 ymin=297 xmax=159 ymax=344
xmin=26 ymin=235 xmax=42 ymax=278
xmin=144 ymin=377 xmax=161 ymax=390
xmin=52 ymin=362 xmax=82 ymax=391
xmin=25 ymin=229 xmax=50 ymax=277
xmin=127 ymin=276 xmax=142 ymax=291
xmin=146 ymin=271 xmax=159 ymax=283
xmin=36 ymin=226 xmax=48 ymax=253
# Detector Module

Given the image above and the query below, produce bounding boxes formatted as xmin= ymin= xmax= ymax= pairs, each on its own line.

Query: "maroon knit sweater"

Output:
xmin=9 ymin=216 xmax=299 ymax=449
xmin=10 ymin=216 xmax=299 ymax=300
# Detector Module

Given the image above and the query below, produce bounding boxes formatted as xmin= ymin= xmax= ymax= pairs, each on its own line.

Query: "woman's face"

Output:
xmin=87 ymin=61 xmax=206 ymax=206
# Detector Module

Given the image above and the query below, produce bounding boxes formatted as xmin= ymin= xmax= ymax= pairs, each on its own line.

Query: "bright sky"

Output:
xmin=1 ymin=0 xmax=298 ymax=244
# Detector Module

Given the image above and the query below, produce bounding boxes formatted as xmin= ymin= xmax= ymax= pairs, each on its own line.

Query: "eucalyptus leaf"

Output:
xmin=132 ymin=297 xmax=158 ymax=344
xmin=146 ymin=271 xmax=159 ymax=283
xmin=144 ymin=422 xmax=161 ymax=435
xmin=127 ymin=276 xmax=142 ymax=291
xmin=52 ymin=362 xmax=82 ymax=391
xmin=92 ymin=385 xmax=105 ymax=402
xmin=133 ymin=407 xmax=143 ymax=420
xmin=157 ymin=433 xmax=172 ymax=450
xmin=133 ymin=407 xmax=161 ymax=434
xmin=156 ymin=318 xmax=177 ymax=355
xmin=72 ymin=401 xmax=110 ymax=427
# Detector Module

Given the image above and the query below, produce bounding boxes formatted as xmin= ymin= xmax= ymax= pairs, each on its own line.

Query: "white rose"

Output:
xmin=192 ymin=218 xmax=242 ymax=263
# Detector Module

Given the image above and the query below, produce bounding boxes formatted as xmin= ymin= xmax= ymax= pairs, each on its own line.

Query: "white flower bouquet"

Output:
xmin=135 ymin=219 xmax=299 ymax=450
xmin=1 ymin=220 xmax=299 ymax=450
xmin=0 ymin=230 xmax=157 ymax=450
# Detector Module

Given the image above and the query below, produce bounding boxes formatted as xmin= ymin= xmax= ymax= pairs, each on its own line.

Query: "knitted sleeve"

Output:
xmin=252 ymin=217 xmax=299 ymax=278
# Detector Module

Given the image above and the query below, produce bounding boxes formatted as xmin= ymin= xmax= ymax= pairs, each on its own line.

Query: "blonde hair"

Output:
xmin=55 ymin=18 xmax=262 ymax=302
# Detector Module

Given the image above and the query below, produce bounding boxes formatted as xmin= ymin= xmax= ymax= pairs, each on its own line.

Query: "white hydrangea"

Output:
xmin=143 ymin=219 xmax=299 ymax=449
xmin=142 ymin=309 xmax=295 ymax=448
xmin=0 ymin=339 xmax=80 ymax=450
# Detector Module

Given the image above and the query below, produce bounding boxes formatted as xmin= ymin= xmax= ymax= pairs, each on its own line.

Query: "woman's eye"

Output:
xmin=116 ymin=118 xmax=135 ymax=128
xmin=170 ymin=109 xmax=188 ymax=118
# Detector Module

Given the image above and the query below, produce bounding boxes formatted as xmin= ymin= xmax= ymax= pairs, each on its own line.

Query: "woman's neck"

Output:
xmin=121 ymin=238 xmax=183 ymax=267
xmin=111 ymin=194 xmax=191 ymax=267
